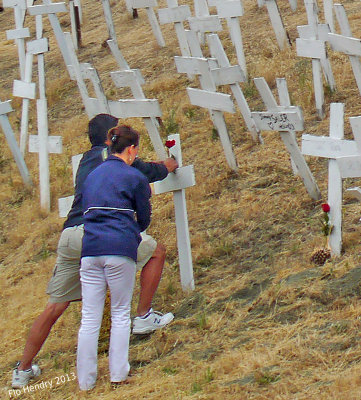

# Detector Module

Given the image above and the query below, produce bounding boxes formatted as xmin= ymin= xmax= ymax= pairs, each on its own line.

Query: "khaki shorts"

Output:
xmin=46 ymin=227 xmax=157 ymax=303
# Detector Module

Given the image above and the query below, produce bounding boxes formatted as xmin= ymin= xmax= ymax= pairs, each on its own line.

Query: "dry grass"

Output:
xmin=1 ymin=0 xmax=361 ymax=398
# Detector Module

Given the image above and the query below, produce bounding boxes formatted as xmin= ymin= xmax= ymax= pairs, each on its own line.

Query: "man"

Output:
xmin=12 ymin=114 xmax=178 ymax=389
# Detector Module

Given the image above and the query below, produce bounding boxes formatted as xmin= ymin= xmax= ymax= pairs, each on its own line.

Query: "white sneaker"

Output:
xmin=12 ymin=362 xmax=41 ymax=389
xmin=132 ymin=308 xmax=174 ymax=334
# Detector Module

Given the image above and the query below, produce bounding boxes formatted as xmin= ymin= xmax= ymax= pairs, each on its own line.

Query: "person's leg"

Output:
xmin=77 ymin=257 xmax=106 ymax=391
xmin=133 ymin=240 xmax=174 ymax=335
xmin=16 ymin=226 xmax=83 ymax=373
xmin=18 ymin=302 xmax=69 ymax=371
xmin=104 ymin=256 xmax=136 ymax=383
xmin=136 ymin=243 xmax=165 ymax=316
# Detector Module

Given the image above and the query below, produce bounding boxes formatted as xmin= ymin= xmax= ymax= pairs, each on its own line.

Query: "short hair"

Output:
xmin=107 ymin=125 xmax=139 ymax=154
xmin=88 ymin=114 xmax=118 ymax=146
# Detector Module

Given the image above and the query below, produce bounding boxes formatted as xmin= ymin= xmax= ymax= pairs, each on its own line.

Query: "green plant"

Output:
xmin=197 ymin=311 xmax=208 ymax=330
xmin=243 ymin=80 xmax=257 ymax=99
xmin=34 ymin=242 xmax=51 ymax=261
xmin=211 ymin=127 xmax=219 ymax=141
xmin=191 ymin=382 xmax=202 ymax=394
xmin=294 ymin=59 xmax=311 ymax=89
xmin=255 ymin=372 xmax=280 ymax=385
xmin=190 ymin=368 xmax=215 ymax=394
xmin=184 ymin=107 xmax=196 ymax=120
xmin=324 ymin=83 xmax=337 ymax=101
xmin=204 ymin=367 xmax=214 ymax=383
xmin=166 ymin=279 xmax=176 ymax=296
xmin=164 ymin=110 xmax=179 ymax=135
xmin=162 ymin=366 xmax=178 ymax=375
xmin=196 ymin=256 xmax=213 ymax=269
xmin=331 ymin=321 xmax=350 ymax=334
xmin=214 ymin=240 xmax=233 ymax=257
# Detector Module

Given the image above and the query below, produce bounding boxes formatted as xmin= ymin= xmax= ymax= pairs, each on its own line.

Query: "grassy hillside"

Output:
xmin=1 ymin=0 xmax=361 ymax=399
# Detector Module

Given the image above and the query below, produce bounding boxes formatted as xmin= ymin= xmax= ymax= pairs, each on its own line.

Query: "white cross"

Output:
xmin=214 ymin=0 xmax=248 ymax=80
xmin=327 ymin=4 xmax=361 ymax=96
xmin=207 ymin=33 xmax=261 ymax=143
xmin=3 ymin=0 xmax=28 ymax=79
xmin=174 ymin=55 xmax=238 ymax=171
xmin=28 ymin=2 xmax=74 ymax=78
xmin=110 ymin=69 xmax=167 ymax=159
xmin=264 ymin=0 xmax=291 ymax=50
xmin=158 ymin=1 xmax=191 ymax=58
xmin=297 ymin=23 xmax=335 ymax=91
xmin=58 ymin=153 xmax=82 ymax=218
xmin=251 ymin=77 xmax=321 ymax=201
xmin=129 ymin=0 xmax=165 ymax=47
xmin=296 ymin=0 xmax=334 ymax=119
xmin=0 ymin=100 xmax=32 ymax=187
xmin=101 ymin=0 xmax=118 ymax=43
xmin=153 ymin=134 xmax=195 ymax=291
xmin=335 ymin=116 xmax=361 ymax=179
xmin=69 ymin=0 xmax=81 ymax=50
xmin=302 ymin=103 xmax=353 ymax=255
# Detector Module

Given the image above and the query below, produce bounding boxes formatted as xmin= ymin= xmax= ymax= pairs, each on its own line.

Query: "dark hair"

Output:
xmin=88 ymin=114 xmax=118 ymax=146
xmin=107 ymin=125 xmax=139 ymax=154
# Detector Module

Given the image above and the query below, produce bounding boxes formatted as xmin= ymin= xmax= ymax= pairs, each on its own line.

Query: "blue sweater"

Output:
xmin=63 ymin=145 xmax=167 ymax=229
xmin=81 ymin=155 xmax=152 ymax=261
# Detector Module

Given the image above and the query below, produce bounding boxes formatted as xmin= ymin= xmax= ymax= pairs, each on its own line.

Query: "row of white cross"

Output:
xmin=1 ymin=0 xmax=196 ymax=290
xmin=1 ymin=0 xmax=361 ymax=286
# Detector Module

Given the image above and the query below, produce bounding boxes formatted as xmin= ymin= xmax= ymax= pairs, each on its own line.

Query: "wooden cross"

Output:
xmin=327 ymin=4 xmax=361 ymax=96
xmin=188 ymin=14 xmax=222 ymax=37
xmin=153 ymin=134 xmax=195 ymax=291
xmin=111 ymin=69 xmax=167 ymax=159
xmin=3 ymin=0 xmax=28 ymax=79
xmin=300 ymin=0 xmax=335 ymax=85
xmin=264 ymin=0 xmax=290 ymax=50
xmin=27 ymin=2 xmax=74 ymax=78
xmin=335 ymin=116 xmax=361 ymax=179
xmin=207 ymin=33 xmax=261 ymax=143
xmin=0 ymin=100 xmax=32 ymax=187
xmin=69 ymin=0 xmax=82 ymax=50
xmin=129 ymin=0 xmax=165 ymax=47
xmin=193 ymin=0 xmax=211 ymax=44
xmin=296 ymin=0 xmax=335 ymax=119
xmin=158 ymin=0 xmax=192 ymax=58
xmin=12 ymin=48 xmax=36 ymax=155
xmin=297 ymin=23 xmax=335 ymax=91
xmin=174 ymin=55 xmax=238 ymax=171
xmin=58 ymin=153 xmax=82 ymax=217
xmin=182 ymin=30 xmax=261 ymax=144
xmin=251 ymin=77 xmax=321 ymax=201
xmin=4 ymin=0 xmax=33 ymax=156
xmin=323 ymin=0 xmax=334 ymax=33
xmin=101 ymin=0 xmax=118 ymax=43
xmin=296 ymin=37 xmax=326 ymax=119
xmin=302 ymin=103 xmax=355 ymax=255
xmin=214 ymin=0 xmax=248 ymax=80
xmin=30 ymin=14 xmax=63 ymax=212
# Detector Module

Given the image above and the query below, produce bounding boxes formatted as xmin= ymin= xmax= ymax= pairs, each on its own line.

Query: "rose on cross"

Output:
xmin=165 ymin=140 xmax=176 ymax=149
xmin=321 ymin=203 xmax=332 ymax=239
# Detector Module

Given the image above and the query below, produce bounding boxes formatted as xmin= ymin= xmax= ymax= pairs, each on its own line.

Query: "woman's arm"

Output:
xmin=134 ymin=177 xmax=152 ymax=232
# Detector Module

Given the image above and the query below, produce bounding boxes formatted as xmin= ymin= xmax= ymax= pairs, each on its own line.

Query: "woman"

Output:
xmin=77 ymin=125 xmax=151 ymax=390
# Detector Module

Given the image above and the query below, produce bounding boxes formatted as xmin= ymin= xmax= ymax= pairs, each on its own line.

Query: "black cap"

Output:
xmin=88 ymin=114 xmax=118 ymax=146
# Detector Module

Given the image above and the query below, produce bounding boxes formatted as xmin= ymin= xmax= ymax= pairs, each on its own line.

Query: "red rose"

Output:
xmin=165 ymin=139 xmax=176 ymax=148
xmin=321 ymin=203 xmax=330 ymax=213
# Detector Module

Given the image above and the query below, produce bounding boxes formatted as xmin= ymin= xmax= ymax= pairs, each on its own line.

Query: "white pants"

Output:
xmin=77 ymin=255 xmax=136 ymax=390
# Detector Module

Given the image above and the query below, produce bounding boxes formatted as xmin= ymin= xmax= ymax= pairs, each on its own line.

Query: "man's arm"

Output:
xmin=132 ymin=157 xmax=178 ymax=183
